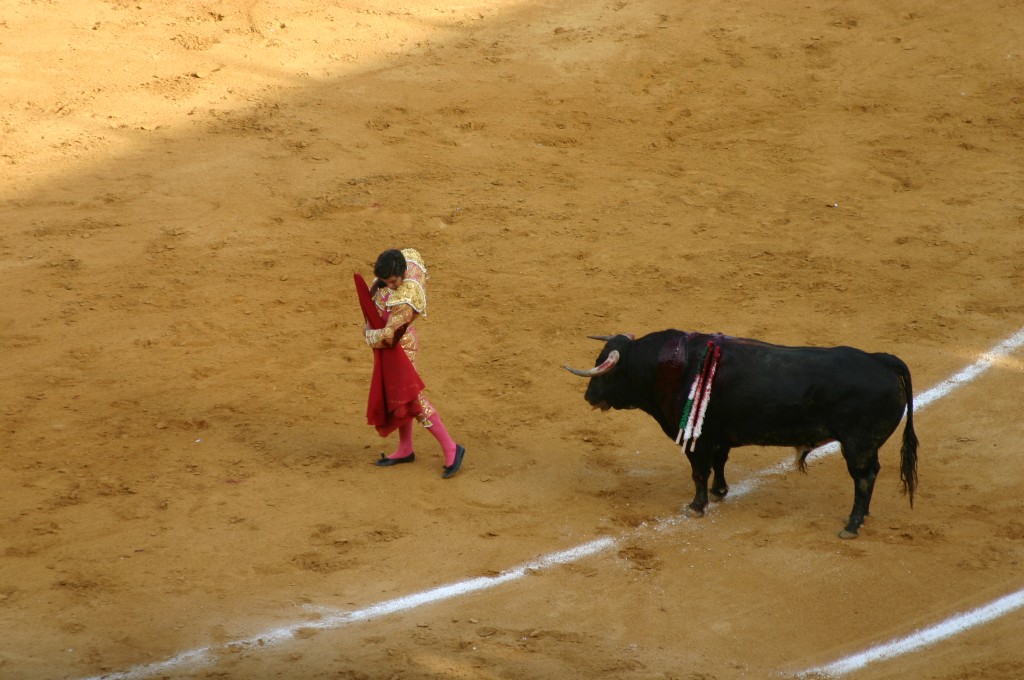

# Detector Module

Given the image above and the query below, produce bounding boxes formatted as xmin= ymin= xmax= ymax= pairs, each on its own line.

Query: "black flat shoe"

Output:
xmin=442 ymin=445 xmax=465 ymax=479
xmin=375 ymin=452 xmax=415 ymax=467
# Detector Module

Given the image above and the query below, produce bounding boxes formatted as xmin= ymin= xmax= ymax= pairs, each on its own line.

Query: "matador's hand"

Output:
xmin=365 ymin=328 xmax=385 ymax=347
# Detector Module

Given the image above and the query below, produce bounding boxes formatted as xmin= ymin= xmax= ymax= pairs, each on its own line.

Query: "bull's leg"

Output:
xmin=840 ymin=445 xmax=881 ymax=539
xmin=683 ymin=444 xmax=713 ymax=518
xmin=709 ymin=444 xmax=731 ymax=501
xmin=795 ymin=447 xmax=813 ymax=473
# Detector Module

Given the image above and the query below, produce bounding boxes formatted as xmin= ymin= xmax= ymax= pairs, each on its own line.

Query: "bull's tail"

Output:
xmin=883 ymin=354 xmax=919 ymax=507
xmin=876 ymin=356 xmax=925 ymax=503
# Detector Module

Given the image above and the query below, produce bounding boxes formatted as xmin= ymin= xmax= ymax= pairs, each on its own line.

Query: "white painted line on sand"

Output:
xmin=78 ymin=326 xmax=1024 ymax=680
xmin=245 ymin=537 xmax=616 ymax=643
xmin=914 ymin=326 xmax=1024 ymax=410
xmin=796 ymin=588 xmax=1024 ymax=677
xmin=79 ymin=538 xmax=617 ymax=680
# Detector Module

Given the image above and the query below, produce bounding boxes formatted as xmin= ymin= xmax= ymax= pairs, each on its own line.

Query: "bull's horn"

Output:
xmin=562 ymin=350 xmax=620 ymax=377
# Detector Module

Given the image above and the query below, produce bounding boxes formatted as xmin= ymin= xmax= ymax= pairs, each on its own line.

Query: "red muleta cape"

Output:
xmin=354 ymin=273 xmax=425 ymax=436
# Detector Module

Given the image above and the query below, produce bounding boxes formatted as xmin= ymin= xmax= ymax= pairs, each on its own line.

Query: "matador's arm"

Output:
xmin=365 ymin=304 xmax=416 ymax=348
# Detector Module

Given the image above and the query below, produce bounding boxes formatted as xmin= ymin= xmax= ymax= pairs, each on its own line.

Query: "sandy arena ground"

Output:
xmin=2 ymin=1 xmax=1023 ymax=678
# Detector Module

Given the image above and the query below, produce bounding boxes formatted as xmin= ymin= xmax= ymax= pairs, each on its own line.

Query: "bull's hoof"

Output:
xmin=709 ymin=488 xmax=729 ymax=502
xmin=838 ymin=529 xmax=859 ymax=540
xmin=684 ymin=506 xmax=705 ymax=519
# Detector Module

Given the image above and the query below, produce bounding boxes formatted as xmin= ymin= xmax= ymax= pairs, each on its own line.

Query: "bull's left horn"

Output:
xmin=562 ymin=350 xmax=620 ymax=377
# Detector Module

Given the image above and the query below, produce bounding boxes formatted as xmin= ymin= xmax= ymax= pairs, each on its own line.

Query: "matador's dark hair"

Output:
xmin=372 ymin=249 xmax=407 ymax=285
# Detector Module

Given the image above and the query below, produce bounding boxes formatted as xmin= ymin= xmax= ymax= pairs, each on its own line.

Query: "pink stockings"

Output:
xmin=387 ymin=413 xmax=458 ymax=466
xmin=427 ymin=414 xmax=459 ymax=466
xmin=388 ymin=422 xmax=415 ymax=459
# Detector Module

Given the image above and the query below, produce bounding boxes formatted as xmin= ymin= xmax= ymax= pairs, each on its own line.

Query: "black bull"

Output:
xmin=563 ymin=330 xmax=919 ymax=538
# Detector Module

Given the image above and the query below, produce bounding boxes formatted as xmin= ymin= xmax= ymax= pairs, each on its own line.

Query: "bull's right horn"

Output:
xmin=562 ymin=350 xmax=620 ymax=377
